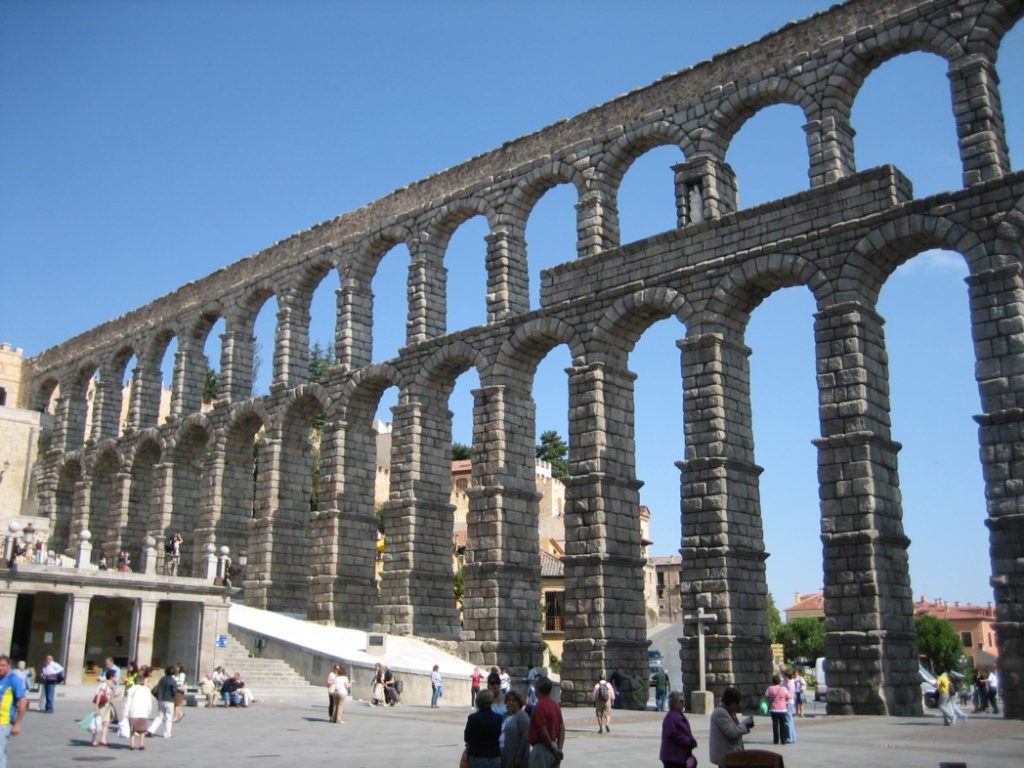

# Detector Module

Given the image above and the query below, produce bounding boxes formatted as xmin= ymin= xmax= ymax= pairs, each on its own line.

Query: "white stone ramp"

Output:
xmin=228 ymin=603 xmax=477 ymax=680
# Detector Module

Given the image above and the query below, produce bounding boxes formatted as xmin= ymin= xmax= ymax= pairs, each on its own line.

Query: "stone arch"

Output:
xmin=217 ymin=400 xmax=269 ymax=563
xmin=590 ymin=287 xmax=691 ymax=364
xmin=100 ymin=343 xmax=140 ymax=437
xmin=839 ymin=215 xmax=988 ymax=305
xmin=166 ymin=414 xmax=213 ymax=575
xmin=966 ymin=0 xmax=1024 ymax=60
xmin=31 ymin=375 xmax=59 ymax=414
xmin=423 ymin=196 xmax=501 ymax=260
xmin=699 ymin=76 xmax=818 ymax=159
xmin=137 ymin=326 xmax=179 ymax=429
xmin=598 ymin=120 xmax=694 ymax=191
xmin=493 ymin=317 xmax=587 ymax=389
xmin=63 ymin=360 xmax=101 ymax=451
xmin=414 ymin=339 xmax=492 ymax=398
xmin=827 ymin=26 xmax=966 ymax=123
xmin=349 ymin=224 xmax=414 ymax=287
xmin=508 ymin=160 xmax=588 ymax=222
xmin=88 ymin=441 xmax=122 ymax=558
xmin=126 ymin=431 xmax=163 ymax=563
xmin=123 ymin=428 xmax=165 ymax=472
xmin=51 ymin=456 xmax=83 ymax=558
xmin=703 ymin=253 xmax=832 ymax=337
xmin=337 ymin=362 xmax=406 ymax=423
xmin=180 ymin=304 xmax=228 ymax=414
xmin=225 ymin=279 xmax=281 ymax=400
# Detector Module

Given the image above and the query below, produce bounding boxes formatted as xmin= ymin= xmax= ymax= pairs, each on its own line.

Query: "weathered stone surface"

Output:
xmin=21 ymin=0 xmax=1024 ymax=716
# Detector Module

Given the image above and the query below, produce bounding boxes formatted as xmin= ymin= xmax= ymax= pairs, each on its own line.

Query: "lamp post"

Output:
xmin=5 ymin=520 xmax=22 ymax=564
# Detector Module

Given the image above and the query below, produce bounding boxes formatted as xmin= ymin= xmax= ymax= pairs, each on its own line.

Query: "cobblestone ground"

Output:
xmin=9 ymin=685 xmax=1022 ymax=767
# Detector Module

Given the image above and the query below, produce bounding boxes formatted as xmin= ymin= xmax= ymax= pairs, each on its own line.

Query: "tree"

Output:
xmin=451 ymin=443 xmax=473 ymax=460
xmin=776 ymin=618 xmax=824 ymax=663
xmin=202 ymin=368 xmax=219 ymax=404
xmin=536 ymin=430 xmax=569 ymax=478
xmin=916 ymin=614 xmax=962 ymax=672
xmin=767 ymin=594 xmax=784 ymax=643
xmin=308 ymin=341 xmax=333 ymax=383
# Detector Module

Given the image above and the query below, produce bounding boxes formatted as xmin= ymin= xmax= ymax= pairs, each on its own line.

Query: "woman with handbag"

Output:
xmin=659 ymin=690 xmax=697 ymax=768
xmin=90 ymin=670 xmax=119 ymax=747
xmin=764 ymin=675 xmax=791 ymax=745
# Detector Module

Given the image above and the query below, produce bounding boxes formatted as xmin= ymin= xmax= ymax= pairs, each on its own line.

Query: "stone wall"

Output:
xmin=19 ymin=0 xmax=1024 ymax=715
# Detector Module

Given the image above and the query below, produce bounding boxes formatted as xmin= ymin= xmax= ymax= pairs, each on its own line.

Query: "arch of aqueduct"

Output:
xmin=22 ymin=0 xmax=1024 ymax=716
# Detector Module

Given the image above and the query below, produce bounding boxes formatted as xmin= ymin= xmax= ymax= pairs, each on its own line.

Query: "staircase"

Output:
xmin=216 ymin=634 xmax=319 ymax=698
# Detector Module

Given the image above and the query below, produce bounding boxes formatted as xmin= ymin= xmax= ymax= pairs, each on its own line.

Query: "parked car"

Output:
xmin=649 ymin=649 xmax=665 ymax=686
xmin=919 ymin=665 xmax=938 ymax=709
xmin=814 ymin=657 xmax=827 ymax=702
xmin=815 ymin=658 xmax=942 ymax=708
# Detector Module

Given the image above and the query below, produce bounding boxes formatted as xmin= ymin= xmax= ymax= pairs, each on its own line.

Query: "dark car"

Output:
xmin=648 ymin=649 xmax=665 ymax=686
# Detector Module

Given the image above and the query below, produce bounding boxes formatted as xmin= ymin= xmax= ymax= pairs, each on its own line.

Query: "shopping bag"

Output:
xmin=78 ymin=712 xmax=96 ymax=732
xmin=117 ymin=717 xmax=131 ymax=739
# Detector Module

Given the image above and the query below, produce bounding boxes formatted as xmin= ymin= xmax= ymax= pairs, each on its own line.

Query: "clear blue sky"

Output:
xmin=2 ymin=1 xmax=1021 ymax=612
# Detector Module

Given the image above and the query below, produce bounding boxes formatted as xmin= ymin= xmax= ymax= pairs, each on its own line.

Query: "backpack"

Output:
xmin=165 ymin=540 xmax=175 ymax=554
xmin=596 ymin=682 xmax=610 ymax=703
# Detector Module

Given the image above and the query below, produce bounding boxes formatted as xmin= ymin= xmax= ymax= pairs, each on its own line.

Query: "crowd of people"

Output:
xmin=462 ymin=675 xmax=563 ymax=768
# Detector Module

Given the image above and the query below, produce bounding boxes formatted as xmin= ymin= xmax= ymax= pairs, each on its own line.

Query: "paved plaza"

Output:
xmin=11 ymin=684 xmax=1022 ymax=767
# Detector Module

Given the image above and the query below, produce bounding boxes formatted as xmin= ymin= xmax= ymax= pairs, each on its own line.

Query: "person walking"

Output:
xmin=464 ymin=689 xmax=503 ymax=768
xmin=987 ymin=668 xmax=1000 ymax=714
xmin=0 ymin=655 xmax=28 ymax=768
xmin=592 ymin=674 xmax=614 ymax=733
xmin=652 ymin=667 xmax=670 ymax=713
xmin=501 ymin=690 xmax=531 ymax=768
xmin=709 ymin=687 xmax=754 ymax=767
xmin=39 ymin=655 xmax=63 ymax=713
xmin=660 ymin=691 xmax=697 ymax=768
xmin=172 ymin=663 xmax=186 ymax=723
xmin=123 ymin=667 xmax=154 ymax=751
xmin=326 ymin=664 xmax=340 ymax=721
xmin=431 ymin=665 xmax=444 ymax=708
xmin=782 ymin=669 xmax=797 ymax=743
xmin=471 ymin=667 xmax=483 ymax=708
xmin=764 ymin=674 xmax=791 ymax=745
xmin=147 ymin=666 xmax=179 ymax=738
xmin=527 ymin=677 xmax=564 ymax=768
xmin=936 ymin=669 xmax=962 ymax=726
xmin=90 ymin=670 xmax=119 ymax=747
xmin=333 ymin=665 xmax=352 ymax=722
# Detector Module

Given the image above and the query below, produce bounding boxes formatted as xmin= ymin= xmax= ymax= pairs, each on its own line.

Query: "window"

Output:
xmin=544 ymin=591 xmax=563 ymax=632
xmin=960 ymin=631 xmax=972 ymax=647
xmin=0 ymin=386 xmax=6 ymax=406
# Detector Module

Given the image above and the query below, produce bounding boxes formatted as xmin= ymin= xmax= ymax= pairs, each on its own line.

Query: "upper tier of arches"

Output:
xmin=26 ymin=0 xmax=1024 ymax=454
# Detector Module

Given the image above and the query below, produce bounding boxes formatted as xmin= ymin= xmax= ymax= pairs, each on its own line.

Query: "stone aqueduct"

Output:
xmin=22 ymin=0 xmax=1024 ymax=715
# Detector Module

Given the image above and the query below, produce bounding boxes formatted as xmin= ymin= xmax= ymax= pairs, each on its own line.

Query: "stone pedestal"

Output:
xmin=689 ymin=690 xmax=714 ymax=714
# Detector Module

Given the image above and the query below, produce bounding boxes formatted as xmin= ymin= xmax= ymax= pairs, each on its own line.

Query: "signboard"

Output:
xmin=216 ymin=634 xmax=228 ymax=649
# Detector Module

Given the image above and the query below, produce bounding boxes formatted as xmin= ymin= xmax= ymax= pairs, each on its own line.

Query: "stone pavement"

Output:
xmin=10 ymin=684 xmax=1022 ymax=767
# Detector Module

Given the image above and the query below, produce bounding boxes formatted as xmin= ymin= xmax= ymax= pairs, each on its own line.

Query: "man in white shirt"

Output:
xmin=987 ymin=669 xmax=1000 ymax=714
xmin=39 ymin=656 xmax=64 ymax=713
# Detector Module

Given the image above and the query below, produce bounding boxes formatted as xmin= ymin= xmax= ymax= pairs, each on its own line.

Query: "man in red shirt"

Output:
xmin=527 ymin=677 xmax=564 ymax=767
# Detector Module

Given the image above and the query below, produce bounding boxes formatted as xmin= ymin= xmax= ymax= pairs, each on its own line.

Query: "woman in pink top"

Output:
xmin=764 ymin=675 xmax=791 ymax=745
